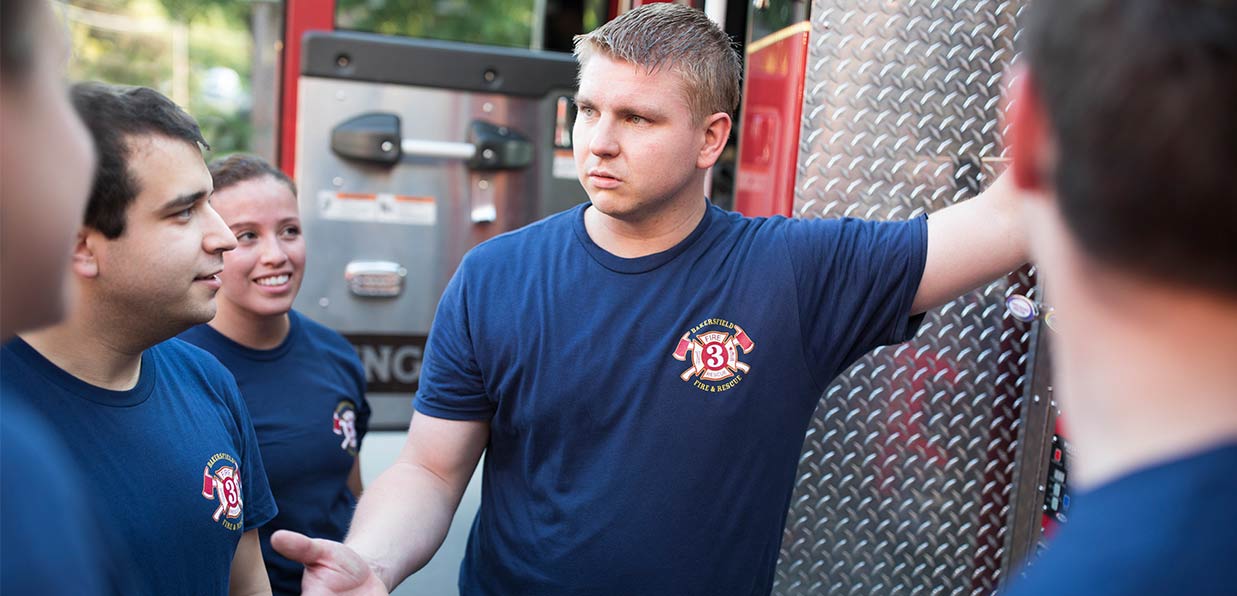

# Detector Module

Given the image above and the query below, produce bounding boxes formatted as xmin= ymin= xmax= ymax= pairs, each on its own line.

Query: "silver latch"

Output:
xmin=345 ymin=261 xmax=407 ymax=298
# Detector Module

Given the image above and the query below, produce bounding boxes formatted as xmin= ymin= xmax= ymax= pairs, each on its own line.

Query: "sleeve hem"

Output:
xmin=413 ymin=396 xmax=494 ymax=421
xmin=243 ymin=504 xmax=278 ymax=532
xmin=887 ymin=215 xmax=930 ymax=344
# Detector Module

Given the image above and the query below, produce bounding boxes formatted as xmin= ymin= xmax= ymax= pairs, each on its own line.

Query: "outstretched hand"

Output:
xmin=271 ymin=530 xmax=389 ymax=596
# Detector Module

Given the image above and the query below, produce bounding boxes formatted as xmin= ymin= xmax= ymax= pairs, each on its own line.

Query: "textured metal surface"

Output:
xmin=776 ymin=1 xmax=1032 ymax=594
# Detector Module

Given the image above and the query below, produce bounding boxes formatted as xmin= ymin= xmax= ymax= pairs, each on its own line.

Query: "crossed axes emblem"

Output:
xmin=672 ymin=324 xmax=755 ymax=382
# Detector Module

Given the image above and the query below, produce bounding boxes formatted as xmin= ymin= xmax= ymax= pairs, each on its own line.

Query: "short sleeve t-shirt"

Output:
xmin=415 ymin=201 xmax=927 ymax=595
xmin=0 ymin=338 xmax=277 ymax=596
xmin=180 ymin=309 xmax=370 ymax=595
xmin=1003 ymin=442 xmax=1237 ymax=596
xmin=0 ymin=395 xmax=112 ymax=595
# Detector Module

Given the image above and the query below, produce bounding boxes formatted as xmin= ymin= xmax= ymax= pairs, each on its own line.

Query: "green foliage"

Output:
xmin=65 ymin=0 xmax=255 ymax=155
xmin=336 ymin=0 xmax=536 ymax=48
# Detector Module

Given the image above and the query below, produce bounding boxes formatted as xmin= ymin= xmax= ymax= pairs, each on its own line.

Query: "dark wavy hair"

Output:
xmin=70 ymin=82 xmax=209 ymax=238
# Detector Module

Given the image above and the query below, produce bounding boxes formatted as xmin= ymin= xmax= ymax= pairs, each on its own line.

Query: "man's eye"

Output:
xmin=236 ymin=231 xmax=256 ymax=242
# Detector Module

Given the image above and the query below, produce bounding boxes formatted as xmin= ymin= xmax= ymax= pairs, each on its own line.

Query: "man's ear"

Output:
xmin=1007 ymin=66 xmax=1052 ymax=193
xmin=697 ymin=112 xmax=733 ymax=169
xmin=71 ymin=228 xmax=101 ymax=279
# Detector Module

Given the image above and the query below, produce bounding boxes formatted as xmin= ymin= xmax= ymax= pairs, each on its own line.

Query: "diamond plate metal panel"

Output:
xmin=777 ymin=2 xmax=1032 ymax=595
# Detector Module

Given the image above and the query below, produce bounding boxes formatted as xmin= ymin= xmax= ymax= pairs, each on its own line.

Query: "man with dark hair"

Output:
xmin=1 ymin=82 xmax=278 ymax=595
xmin=1 ymin=1 xmax=107 ymax=593
xmin=1002 ymin=1 xmax=1236 ymax=594
xmin=276 ymin=4 xmax=1027 ymax=595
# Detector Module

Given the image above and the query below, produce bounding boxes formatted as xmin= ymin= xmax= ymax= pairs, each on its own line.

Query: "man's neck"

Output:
xmin=20 ymin=312 xmax=147 ymax=391
xmin=1058 ymin=287 xmax=1237 ymax=490
xmin=583 ymin=193 xmax=708 ymax=259
xmin=209 ymin=303 xmax=290 ymax=351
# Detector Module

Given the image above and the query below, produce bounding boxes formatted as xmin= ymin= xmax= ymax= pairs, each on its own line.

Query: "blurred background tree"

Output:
xmin=336 ymin=0 xmax=536 ymax=48
xmin=61 ymin=0 xmax=262 ymax=158
xmin=57 ymin=0 xmax=601 ymax=160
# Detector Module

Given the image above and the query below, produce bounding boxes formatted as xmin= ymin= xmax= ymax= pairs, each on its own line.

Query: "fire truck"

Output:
xmin=277 ymin=0 xmax=1066 ymax=593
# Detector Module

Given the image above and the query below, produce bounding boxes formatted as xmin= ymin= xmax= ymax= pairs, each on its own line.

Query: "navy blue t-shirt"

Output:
xmin=0 ymin=395 xmax=110 ymax=595
xmin=415 ymin=201 xmax=927 ymax=595
xmin=180 ymin=309 xmax=370 ymax=595
xmin=1004 ymin=442 xmax=1237 ymax=596
xmin=0 ymin=338 xmax=277 ymax=596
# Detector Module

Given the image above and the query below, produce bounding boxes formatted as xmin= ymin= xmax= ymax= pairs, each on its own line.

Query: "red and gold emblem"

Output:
xmin=672 ymin=318 xmax=755 ymax=392
xmin=201 ymin=453 xmax=244 ymax=529
xmin=333 ymin=401 xmax=360 ymax=455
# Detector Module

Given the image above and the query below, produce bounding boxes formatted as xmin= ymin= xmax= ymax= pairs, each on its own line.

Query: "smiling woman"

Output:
xmin=178 ymin=154 xmax=371 ymax=596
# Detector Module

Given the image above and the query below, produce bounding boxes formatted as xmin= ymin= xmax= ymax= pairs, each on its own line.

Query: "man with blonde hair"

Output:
xmin=276 ymin=4 xmax=1027 ymax=594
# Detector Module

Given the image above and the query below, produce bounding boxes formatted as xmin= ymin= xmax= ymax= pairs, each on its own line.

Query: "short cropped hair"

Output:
xmin=1 ymin=0 xmax=38 ymax=81
xmin=70 ymin=82 xmax=209 ymax=238
xmin=573 ymin=3 xmax=741 ymax=123
xmin=1023 ymin=0 xmax=1237 ymax=295
xmin=208 ymin=154 xmax=296 ymax=197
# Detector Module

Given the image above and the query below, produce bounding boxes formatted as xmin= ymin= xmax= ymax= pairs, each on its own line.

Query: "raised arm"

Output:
xmin=910 ymin=171 xmax=1030 ymax=314
xmin=273 ymin=412 xmax=489 ymax=594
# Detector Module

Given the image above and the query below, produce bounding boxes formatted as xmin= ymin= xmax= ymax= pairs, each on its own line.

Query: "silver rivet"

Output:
xmin=478 ymin=179 xmax=490 ymax=190
xmin=319 ymin=297 xmax=330 ymax=308
xmin=482 ymin=102 xmax=494 ymax=113
xmin=482 ymin=148 xmax=495 ymax=160
xmin=381 ymin=141 xmax=394 ymax=152
xmin=332 ymin=177 xmax=344 ymax=187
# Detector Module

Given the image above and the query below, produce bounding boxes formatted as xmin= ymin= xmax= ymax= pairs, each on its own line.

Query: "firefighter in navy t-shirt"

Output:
xmin=1001 ymin=2 xmax=1237 ymax=595
xmin=275 ymin=5 xmax=1029 ymax=595
xmin=180 ymin=153 xmax=371 ymax=596
xmin=1 ymin=1 xmax=110 ymax=594
xmin=2 ymin=82 xmax=276 ymax=596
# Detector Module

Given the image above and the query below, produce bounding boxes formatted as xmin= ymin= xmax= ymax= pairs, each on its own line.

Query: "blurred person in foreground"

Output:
xmin=1002 ymin=1 xmax=1237 ymax=594
xmin=2 ymin=82 xmax=277 ymax=595
xmin=180 ymin=154 xmax=370 ymax=595
xmin=0 ymin=0 xmax=109 ymax=593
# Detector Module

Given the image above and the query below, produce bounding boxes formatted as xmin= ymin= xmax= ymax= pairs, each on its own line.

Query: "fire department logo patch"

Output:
xmin=201 ymin=453 xmax=243 ymax=531
xmin=333 ymin=401 xmax=359 ymax=456
xmin=672 ymin=318 xmax=755 ymax=393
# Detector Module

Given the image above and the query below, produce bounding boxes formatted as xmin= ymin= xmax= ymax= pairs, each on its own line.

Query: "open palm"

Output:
xmin=271 ymin=530 xmax=390 ymax=596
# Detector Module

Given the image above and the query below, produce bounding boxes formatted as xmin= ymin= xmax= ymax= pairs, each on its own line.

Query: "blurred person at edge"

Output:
xmin=180 ymin=154 xmax=371 ymax=595
xmin=1002 ymin=1 xmax=1237 ymax=595
xmin=272 ymin=4 xmax=1030 ymax=595
xmin=1 ymin=82 xmax=278 ymax=595
xmin=0 ymin=0 xmax=111 ymax=594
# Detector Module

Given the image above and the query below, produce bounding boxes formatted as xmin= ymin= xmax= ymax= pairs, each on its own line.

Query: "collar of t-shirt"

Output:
xmin=571 ymin=199 xmax=719 ymax=274
xmin=193 ymin=310 xmax=304 ymax=362
xmin=4 ymin=337 xmax=156 ymax=407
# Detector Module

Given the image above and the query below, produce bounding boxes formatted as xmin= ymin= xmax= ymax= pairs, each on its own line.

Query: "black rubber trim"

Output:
xmin=302 ymin=31 xmax=578 ymax=97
